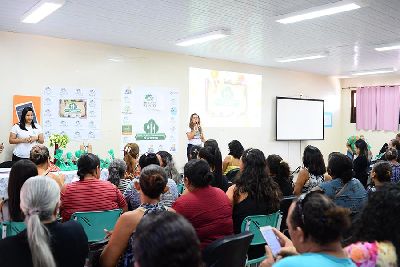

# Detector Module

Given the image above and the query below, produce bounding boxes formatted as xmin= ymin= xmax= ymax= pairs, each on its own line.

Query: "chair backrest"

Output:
xmin=240 ymin=212 xmax=281 ymax=246
xmin=1 ymin=221 xmax=26 ymax=239
xmin=226 ymin=168 xmax=240 ymax=182
xmin=176 ymin=183 xmax=184 ymax=195
xmin=0 ymin=161 xmax=15 ymax=168
xmin=71 ymin=209 xmax=122 ymax=242
xmin=202 ymin=231 xmax=253 ymax=267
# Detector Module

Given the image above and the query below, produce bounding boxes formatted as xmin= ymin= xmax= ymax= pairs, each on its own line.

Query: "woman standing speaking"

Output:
xmin=186 ymin=113 xmax=205 ymax=161
xmin=9 ymin=107 xmax=44 ymax=161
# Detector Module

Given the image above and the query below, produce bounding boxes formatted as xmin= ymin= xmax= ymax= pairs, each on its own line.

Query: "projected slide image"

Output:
xmin=190 ymin=68 xmax=261 ymax=127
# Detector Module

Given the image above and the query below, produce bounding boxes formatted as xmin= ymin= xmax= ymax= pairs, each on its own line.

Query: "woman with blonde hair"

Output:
xmin=123 ymin=143 xmax=140 ymax=179
xmin=0 ymin=176 xmax=88 ymax=267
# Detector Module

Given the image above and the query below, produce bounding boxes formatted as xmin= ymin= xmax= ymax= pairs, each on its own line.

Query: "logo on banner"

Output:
xmin=135 ymin=119 xmax=166 ymax=140
xmin=143 ymin=94 xmax=158 ymax=110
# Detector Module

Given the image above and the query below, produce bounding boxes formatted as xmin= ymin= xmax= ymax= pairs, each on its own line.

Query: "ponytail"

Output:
xmin=20 ymin=177 xmax=60 ymax=267
xmin=26 ymin=212 xmax=56 ymax=267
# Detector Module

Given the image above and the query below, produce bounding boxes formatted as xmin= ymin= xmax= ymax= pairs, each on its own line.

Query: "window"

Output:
xmin=350 ymin=90 xmax=356 ymax=123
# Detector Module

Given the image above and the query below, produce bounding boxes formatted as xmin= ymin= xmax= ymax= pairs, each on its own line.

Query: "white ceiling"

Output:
xmin=1 ymin=0 xmax=400 ymax=76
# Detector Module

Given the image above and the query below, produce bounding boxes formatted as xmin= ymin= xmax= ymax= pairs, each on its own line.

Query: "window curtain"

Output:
xmin=356 ymin=86 xmax=377 ymax=131
xmin=356 ymin=86 xmax=400 ymax=131
xmin=376 ymin=85 xmax=400 ymax=131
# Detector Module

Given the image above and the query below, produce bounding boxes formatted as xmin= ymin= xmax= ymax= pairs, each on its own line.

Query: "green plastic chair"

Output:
xmin=70 ymin=209 xmax=122 ymax=242
xmin=1 ymin=221 xmax=26 ymax=239
xmin=177 ymin=183 xmax=184 ymax=195
xmin=240 ymin=212 xmax=282 ymax=266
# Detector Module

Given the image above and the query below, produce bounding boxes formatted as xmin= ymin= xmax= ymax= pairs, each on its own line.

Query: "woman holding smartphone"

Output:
xmin=9 ymin=107 xmax=44 ymax=161
xmin=186 ymin=113 xmax=205 ymax=161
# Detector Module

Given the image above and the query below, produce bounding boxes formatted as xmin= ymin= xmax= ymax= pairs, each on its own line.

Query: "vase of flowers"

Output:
xmin=49 ymin=134 xmax=69 ymax=164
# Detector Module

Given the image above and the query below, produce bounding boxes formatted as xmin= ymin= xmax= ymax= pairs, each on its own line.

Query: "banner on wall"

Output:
xmin=13 ymin=95 xmax=41 ymax=124
xmin=42 ymin=86 xmax=101 ymax=140
xmin=121 ymin=87 xmax=179 ymax=156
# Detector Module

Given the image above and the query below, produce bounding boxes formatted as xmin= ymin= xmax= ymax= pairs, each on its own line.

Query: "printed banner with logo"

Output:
xmin=42 ymin=86 xmax=102 ymax=140
xmin=121 ymin=87 xmax=179 ymax=155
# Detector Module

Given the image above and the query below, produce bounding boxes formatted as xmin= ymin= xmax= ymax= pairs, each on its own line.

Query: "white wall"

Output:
xmin=0 ymin=31 xmax=342 ymax=170
xmin=340 ymin=75 xmax=400 ymax=156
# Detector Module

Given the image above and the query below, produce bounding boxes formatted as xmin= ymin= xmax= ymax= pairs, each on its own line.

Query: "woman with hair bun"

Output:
xmin=0 ymin=176 xmax=88 ymax=267
xmin=260 ymin=191 xmax=355 ymax=267
xmin=317 ymin=153 xmax=367 ymax=216
xmin=30 ymin=144 xmax=64 ymax=188
xmin=385 ymin=148 xmax=400 ymax=183
xmin=101 ymin=164 xmax=173 ymax=267
xmin=173 ymin=159 xmax=233 ymax=249
xmin=60 ymin=153 xmax=127 ymax=221
xmin=367 ymin=161 xmax=392 ymax=193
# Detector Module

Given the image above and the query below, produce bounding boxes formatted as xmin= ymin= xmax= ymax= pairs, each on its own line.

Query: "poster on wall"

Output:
xmin=13 ymin=95 xmax=41 ymax=124
xmin=41 ymin=87 xmax=101 ymax=140
xmin=120 ymin=87 xmax=179 ymax=156
xmin=189 ymin=67 xmax=262 ymax=127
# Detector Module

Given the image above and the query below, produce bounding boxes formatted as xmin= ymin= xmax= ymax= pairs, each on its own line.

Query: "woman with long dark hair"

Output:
xmin=226 ymin=148 xmax=282 ymax=259
xmin=186 ymin=113 xmax=205 ymax=161
xmin=9 ymin=107 xmax=44 ymax=161
xmin=353 ymin=139 xmax=369 ymax=187
xmin=294 ymin=145 xmax=330 ymax=195
xmin=199 ymin=140 xmax=228 ymax=191
xmin=0 ymin=159 xmax=38 ymax=222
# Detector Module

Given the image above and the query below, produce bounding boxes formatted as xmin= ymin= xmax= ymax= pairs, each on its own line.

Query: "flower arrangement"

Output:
xmin=49 ymin=134 xmax=69 ymax=148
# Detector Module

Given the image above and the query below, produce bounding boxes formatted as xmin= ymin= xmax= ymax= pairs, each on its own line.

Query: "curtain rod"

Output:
xmin=341 ymin=85 xmax=398 ymax=90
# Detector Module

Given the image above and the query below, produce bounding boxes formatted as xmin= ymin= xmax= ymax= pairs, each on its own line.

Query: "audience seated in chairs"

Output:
xmin=353 ymin=139 xmax=370 ymax=188
xmin=0 ymin=176 xmax=88 ymax=267
xmin=123 ymin=143 xmax=140 ymax=179
xmin=30 ymin=144 xmax=64 ymax=188
xmin=173 ymin=159 xmax=233 ymax=250
xmin=266 ymin=154 xmax=293 ymax=197
xmin=108 ymin=159 xmax=129 ymax=194
xmin=345 ymin=183 xmax=399 ymax=266
xmin=134 ymin=212 xmax=203 ymax=267
xmin=226 ymin=148 xmax=282 ymax=260
xmin=60 ymin=153 xmax=127 ymax=221
xmin=124 ymin=153 xmax=178 ymax=209
xmin=222 ymin=140 xmax=243 ymax=175
xmin=260 ymin=191 xmax=354 ymax=267
xmin=316 ymin=153 xmax=367 ymax=216
xmin=188 ymin=145 xmax=201 ymax=160
xmin=0 ymin=159 xmax=38 ymax=222
xmin=100 ymin=164 xmax=172 ymax=267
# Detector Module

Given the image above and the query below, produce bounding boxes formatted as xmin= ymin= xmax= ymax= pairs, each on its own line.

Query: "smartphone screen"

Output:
xmin=260 ymin=226 xmax=281 ymax=256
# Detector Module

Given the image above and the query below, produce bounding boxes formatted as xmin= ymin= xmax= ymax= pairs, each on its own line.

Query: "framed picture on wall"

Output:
xmin=324 ymin=112 xmax=333 ymax=128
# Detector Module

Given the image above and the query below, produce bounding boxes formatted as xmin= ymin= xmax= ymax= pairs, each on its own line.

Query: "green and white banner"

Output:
xmin=121 ymin=87 xmax=179 ymax=156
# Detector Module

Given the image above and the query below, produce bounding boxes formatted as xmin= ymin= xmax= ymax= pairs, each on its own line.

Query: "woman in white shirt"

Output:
xmin=186 ymin=113 xmax=205 ymax=161
xmin=9 ymin=107 xmax=44 ymax=161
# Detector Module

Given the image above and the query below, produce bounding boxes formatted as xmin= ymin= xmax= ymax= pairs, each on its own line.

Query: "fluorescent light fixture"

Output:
xmin=176 ymin=29 xmax=230 ymax=46
xmin=375 ymin=43 xmax=400 ymax=52
xmin=351 ymin=68 xmax=397 ymax=76
xmin=276 ymin=1 xmax=361 ymax=24
xmin=22 ymin=0 xmax=65 ymax=24
xmin=276 ymin=52 xmax=328 ymax=63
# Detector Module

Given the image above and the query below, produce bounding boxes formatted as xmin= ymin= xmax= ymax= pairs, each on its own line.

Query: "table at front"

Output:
xmin=0 ymin=168 xmax=109 ymax=200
